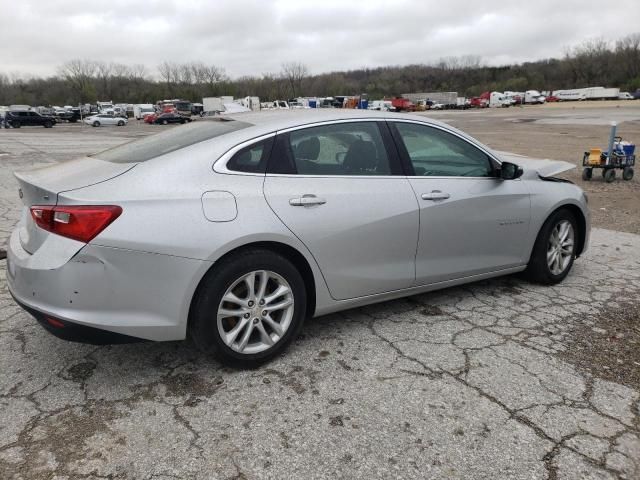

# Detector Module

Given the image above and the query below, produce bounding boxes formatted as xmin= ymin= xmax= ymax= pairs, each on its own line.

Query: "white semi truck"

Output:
xmin=524 ymin=90 xmax=545 ymax=104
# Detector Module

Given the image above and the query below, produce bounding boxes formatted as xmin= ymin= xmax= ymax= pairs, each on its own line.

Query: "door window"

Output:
xmin=272 ymin=122 xmax=394 ymax=176
xmin=394 ymin=122 xmax=494 ymax=177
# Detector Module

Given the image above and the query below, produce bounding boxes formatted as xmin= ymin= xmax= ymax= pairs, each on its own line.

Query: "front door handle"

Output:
xmin=289 ymin=194 xmax=327 ymax=207
xmin=421 ymin=191 xmax=450 ymax=201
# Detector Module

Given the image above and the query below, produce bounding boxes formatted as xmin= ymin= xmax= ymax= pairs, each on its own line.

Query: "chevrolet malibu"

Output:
xmin=7 ymin=111 xmax=590 ymax=366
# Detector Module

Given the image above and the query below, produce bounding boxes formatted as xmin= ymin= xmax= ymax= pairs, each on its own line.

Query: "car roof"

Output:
xmin=198 ymin=109 xmax=499 ymax=164
xmin=219 ymin=109 xmax=445 ymax=134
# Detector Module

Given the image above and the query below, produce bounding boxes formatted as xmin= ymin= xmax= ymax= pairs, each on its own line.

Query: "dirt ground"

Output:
xmin=423 ymin=101 xmax=640 ymax=234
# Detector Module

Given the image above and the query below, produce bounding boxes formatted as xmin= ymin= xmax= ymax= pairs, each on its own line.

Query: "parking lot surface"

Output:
xmin=1 ymin=110 xmax=639 ymax=479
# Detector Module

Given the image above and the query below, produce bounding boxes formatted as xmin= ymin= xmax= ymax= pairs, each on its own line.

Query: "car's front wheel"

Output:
xmin=117 ymin=120 xmax=125 ymax=126
xmin=190 ymin=249 xmax=307 ymax=367
xmin=92 ymin=121 xmax=100 ymax=127
xmin=525 ymin=209 xmax=578 ymax=284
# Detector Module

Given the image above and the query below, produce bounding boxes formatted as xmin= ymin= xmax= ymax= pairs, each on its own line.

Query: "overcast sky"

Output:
xmin=2 ymin=0 xmax=639 ymax=79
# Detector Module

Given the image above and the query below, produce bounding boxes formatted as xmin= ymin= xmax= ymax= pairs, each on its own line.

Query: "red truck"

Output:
xmin=469 ymin=96 xmax=489 ymax=108
xmin=391 ymin=97 xmax=416 ymax=112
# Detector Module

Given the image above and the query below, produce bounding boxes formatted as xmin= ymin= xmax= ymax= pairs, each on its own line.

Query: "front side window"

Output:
xmin=394 ymin=122 xmax=494 ymax=177
xmin=274 ymin=122 xmax=392 ymax=176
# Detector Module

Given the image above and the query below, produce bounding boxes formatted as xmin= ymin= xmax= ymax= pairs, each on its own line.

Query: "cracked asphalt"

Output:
xmin=1 ymin=119 xmax=639 ymax=479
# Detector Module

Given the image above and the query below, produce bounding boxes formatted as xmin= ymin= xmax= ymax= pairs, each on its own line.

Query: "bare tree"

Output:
xmin=179 ymin=63 xmax=193 ymax=85
xmin=203 ymin=65 xmax=227 ymax=84
xmin=157 ymin=61 xmax=180 ymax=95
xmin=58 ymin=59 xmax=97 ymax=102
xmin=95 ymin=62 xmax=113 ymax=98
xmin=616 ymin=33 xmax=640 ymax=80
xmin=281 ymin=62 xmax=309 ymax=98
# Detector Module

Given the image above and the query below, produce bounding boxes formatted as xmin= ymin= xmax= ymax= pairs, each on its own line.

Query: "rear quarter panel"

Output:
xmin=57 ymin=140 xmax=333 ymax=321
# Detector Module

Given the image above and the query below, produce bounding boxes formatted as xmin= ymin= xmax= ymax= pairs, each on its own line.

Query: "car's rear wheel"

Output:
xmin=190 ymin=249 xmax=306 ymax=367
xmin=44 ymin=121 xmax=53 ymax=128
xmin=162 ymin=120 xmax=168 ymax=125
xmin=12 ymin=121 xmax=20 ymax=128
xmin=525 ymin=209 xmax=577 ymax=284
xmin=92 ymin=121 xmax=100 ymax=127
xmin=117 ymin=120 xmax=125 ymax=126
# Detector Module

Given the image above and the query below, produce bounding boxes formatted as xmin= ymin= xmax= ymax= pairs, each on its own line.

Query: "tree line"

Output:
xmin=1 ymin=33 xmax=638 ymax=107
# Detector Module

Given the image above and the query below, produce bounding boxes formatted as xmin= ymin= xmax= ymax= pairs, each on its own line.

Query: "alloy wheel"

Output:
xmin=217 ymin=270 xmax=294 ymax=354
xmin=547 ymin=220 xmax=574 ymax=275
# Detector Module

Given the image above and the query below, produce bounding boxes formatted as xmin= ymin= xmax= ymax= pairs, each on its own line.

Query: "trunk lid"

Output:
xmin=15 ymin=157 xmax=135 ymax=254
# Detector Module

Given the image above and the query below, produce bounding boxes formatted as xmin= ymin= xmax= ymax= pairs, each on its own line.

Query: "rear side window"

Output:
xmin=226 ymin=137 xmax=274 ymax=173
xmin=92 ymin=119 xmax=251 ymax=163
xmin=269 ymin=122 xmax=394 ymax=176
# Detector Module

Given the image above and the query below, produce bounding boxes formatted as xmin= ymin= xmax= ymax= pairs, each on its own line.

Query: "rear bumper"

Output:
xmin=11 ymin=294 xmax=143 ymax=344
xmin=7 ymin=229 xmax=209 ymax=342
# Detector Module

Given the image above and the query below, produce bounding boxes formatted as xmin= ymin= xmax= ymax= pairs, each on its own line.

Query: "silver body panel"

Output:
xmin=264 ymin=175 xmax=419 ymax=300
xmin=7 ymin=111 xmax=590 ymax=341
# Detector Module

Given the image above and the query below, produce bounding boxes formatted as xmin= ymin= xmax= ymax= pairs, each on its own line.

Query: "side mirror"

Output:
xmin=499 ymin=161 xmax=523 ymax=180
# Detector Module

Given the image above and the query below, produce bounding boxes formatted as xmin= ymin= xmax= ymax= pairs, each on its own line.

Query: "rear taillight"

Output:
xmin=30 ymin=205 xmax=122 ymax=243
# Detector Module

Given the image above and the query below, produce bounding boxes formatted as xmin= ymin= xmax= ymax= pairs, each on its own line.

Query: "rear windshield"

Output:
xmin=91 ymin=118 xmax=252 ymax=163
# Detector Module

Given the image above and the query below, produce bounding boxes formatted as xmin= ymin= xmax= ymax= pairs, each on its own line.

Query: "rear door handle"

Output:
xmin=289 ymin=194 xmax=327 ymax=207
xmin=421 ymin=191 xmax=450 ymax=201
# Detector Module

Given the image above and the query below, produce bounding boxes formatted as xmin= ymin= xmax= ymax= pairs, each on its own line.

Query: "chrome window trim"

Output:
xmin=214 ymin=117 xmax=504 ymax=179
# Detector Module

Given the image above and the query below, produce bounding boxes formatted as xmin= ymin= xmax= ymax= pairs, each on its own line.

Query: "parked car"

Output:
xmin=153 ymin=112 xmax=192 ymax=125
xmin=5 ymin=110 xmax=56 ymax=128
xmin=618 ymin=92 xmax=634 ymax=100
xmin=84 ymin=114 xmax=127 ymax=127
xmin=144 ymin=113 xmax=159 ymax=124
xmin=7 ymin=111 xmax=590 ymax=367
xmin=54 ymin=109 xmax=82 ymax=123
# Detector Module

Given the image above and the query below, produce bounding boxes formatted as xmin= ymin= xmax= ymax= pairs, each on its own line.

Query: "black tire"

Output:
xmin=92 ymin=121 xmax=100 ymax=127
xmin=525 ymin=209 xmax=578 ymax=285
xmin=12 ymin=121 xmax=20 ymax=128
xmin=623 ymin=167 xmax=634 ymax=181
xmin=180 ymin=119 xmax=185 ymax=124
xmin=604 ymin=169 xmax=616 ymax=183
xmin=44 ymin=121 xmax=53 ymax=128
xmin=117 ymin=120 xmax=125 ymax=126
xmin=190 ymin=249 xmax=307 ymax=367
xmin=582 ymin=168 xmax=592 ymax=181
xmin=162 ymin=120 xmax=168 ymax=125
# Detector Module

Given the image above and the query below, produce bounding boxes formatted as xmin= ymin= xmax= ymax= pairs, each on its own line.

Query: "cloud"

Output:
xmin=1 ymin=0 xmax=638 ymax=78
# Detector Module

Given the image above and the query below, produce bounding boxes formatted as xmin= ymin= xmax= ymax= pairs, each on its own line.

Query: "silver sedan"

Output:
xmin=7 ymin=111 xmax=590 ymax=366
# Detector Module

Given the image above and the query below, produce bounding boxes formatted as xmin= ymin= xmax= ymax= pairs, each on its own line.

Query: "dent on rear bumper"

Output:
xmin=7 ymin=236 xmax=209 ymax=341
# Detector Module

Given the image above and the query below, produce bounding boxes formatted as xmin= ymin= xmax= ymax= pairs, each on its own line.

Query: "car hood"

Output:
xmin=495 ymin=151 xmax=575 ymax=178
